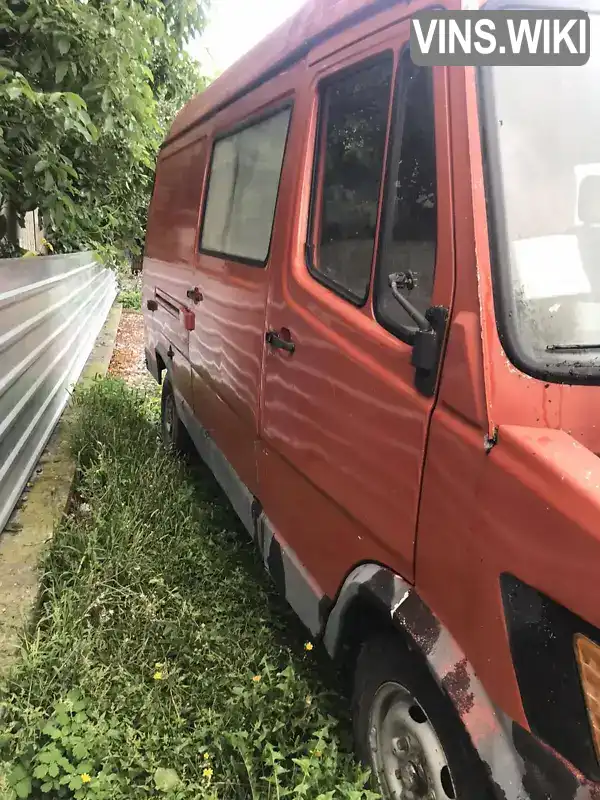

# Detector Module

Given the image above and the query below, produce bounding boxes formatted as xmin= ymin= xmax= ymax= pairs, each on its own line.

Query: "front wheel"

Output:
xmin=353 ymin=633 xmax=493 ymax=800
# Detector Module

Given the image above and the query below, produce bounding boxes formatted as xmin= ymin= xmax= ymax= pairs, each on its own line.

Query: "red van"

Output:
xmin=143 ymin=1 xmax=600 ymax=797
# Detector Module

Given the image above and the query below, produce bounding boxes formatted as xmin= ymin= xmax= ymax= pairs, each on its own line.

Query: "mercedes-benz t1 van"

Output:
xmin=143 ymin=2 xmax=600 ymax=797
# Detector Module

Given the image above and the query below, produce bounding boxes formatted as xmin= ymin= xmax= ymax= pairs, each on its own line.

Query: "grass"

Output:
xmin=0 ymin=379 xmax=378 ymax=800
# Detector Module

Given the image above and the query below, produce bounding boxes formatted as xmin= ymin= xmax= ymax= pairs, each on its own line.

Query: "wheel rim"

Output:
xmin=368 ymin=682 xmax=456 ymax=800
xmin=163 ymin=392 xmax=175 ymax=444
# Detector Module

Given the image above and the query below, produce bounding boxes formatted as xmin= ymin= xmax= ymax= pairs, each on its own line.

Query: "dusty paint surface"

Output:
xmin=0 ymin=304 xmax=122 ymax=676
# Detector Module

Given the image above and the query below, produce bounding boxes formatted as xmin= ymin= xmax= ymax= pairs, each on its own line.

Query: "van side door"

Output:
xmin=258 ymin=15 xmax=454 ymax=603
xmin=188 ymin=78 xmax=296 ymax=502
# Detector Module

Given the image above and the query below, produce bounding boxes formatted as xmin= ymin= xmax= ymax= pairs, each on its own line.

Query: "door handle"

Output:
xmin=266 ymin=329 xmax=295 ymax=354
xmin=186 ymin=287 xmax=203 ymax=304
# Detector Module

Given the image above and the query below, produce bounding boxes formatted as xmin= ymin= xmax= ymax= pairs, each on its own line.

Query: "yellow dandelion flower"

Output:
xmin=203 ymin=767 xmax=213 ymax=780
xmin=304 ymin=642 xmax=314 ymax=652
xmin=203 ymin=752 xmax=210 ymax=760
xmin=252 ymin=675 xmax=261 ymax=682
xmin=80 ymin=773 xmax=92 ymax=784
xmin=153 ymin=671 xmax=164 ymax=680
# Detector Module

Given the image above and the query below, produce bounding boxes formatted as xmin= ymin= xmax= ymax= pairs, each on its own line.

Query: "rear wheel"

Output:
xmin=161 ymin=377 xmax=191 ymax=455
xmin=353 ymin=633 xmax=492 ymax=800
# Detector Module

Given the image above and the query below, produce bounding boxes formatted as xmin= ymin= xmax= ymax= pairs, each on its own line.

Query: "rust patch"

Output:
xmin=441 ymin=658 xmax=475 ymax=716
xmin=399 ymin=591 xmax=442 ymax=656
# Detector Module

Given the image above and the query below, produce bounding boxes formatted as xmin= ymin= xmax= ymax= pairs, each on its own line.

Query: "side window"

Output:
xmin=200 ymin=107 xmax=292 ymax=264
xmin=309 ymin=55 xmax=393 ymax=303
xmin=375 ymin=53 xmax=437 ymax=337
xmin=146 ymin=138 xmax=206 ymax=264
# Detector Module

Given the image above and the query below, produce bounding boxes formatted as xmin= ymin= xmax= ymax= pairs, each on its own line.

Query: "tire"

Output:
xmin=161 ymin=377 xmax=192 ymax=455
xmin=353 ymin=633 xmax=494 ymax=800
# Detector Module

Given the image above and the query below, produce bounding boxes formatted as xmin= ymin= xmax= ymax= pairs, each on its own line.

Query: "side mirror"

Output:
xmin=578 ymin=174 xmax=600 ymax=225
xmin=411 ymin=307 xmax=449 ymax=398
xmin=387 ymin=274 xmax=448 ymax=398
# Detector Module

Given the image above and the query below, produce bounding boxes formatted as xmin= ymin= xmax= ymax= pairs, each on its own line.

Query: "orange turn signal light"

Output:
xmin=575 ymin=634 xmax=600 ymax=761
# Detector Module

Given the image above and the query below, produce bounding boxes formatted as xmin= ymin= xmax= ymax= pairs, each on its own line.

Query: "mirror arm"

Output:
xmin=388 ymin=273 xmax=432 ymax=332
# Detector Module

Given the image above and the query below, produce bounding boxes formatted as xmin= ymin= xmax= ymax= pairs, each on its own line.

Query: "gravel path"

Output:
xmin=109 ymin=310 xmax=155 ymax=390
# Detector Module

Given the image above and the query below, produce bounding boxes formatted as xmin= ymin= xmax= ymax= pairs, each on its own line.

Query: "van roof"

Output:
xmin=166 ymin=0 xmax=388 ymax=144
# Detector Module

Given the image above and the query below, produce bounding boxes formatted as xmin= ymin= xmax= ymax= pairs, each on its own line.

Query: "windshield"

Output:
xmin=480 ymin=13 xmax=600 ymax=381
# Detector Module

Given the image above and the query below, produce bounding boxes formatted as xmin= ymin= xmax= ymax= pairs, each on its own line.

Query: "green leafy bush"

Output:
xmin=0 ymin=0 xmax=208 ymax=261
xmin=117 ymin=290 xmax=141 ymax=310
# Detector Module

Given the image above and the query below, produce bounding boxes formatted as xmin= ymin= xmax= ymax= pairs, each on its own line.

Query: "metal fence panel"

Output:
xmin=0 ymin=252 xmax=117 ymax=534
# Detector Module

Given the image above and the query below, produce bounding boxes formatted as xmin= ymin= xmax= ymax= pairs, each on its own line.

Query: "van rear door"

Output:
xmin=258 ymin=14 xmax=454 ymax=599
xmin=144 ymin=136 xmax=207 ymax=410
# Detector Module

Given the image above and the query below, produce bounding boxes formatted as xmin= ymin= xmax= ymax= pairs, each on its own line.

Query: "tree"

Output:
xmin=0 ymin=0 xmax=209 ymax=260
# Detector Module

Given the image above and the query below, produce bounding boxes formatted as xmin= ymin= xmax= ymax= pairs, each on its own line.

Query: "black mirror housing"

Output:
xmin=412 ymin=306 xmax=449 ymax=397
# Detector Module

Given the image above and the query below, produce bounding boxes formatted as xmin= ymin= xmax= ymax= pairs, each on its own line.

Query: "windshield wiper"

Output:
xmin=546 ymin=343 xmax=600 ymax=351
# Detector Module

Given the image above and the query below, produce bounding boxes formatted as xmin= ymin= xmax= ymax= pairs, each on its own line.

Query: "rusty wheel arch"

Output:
xmin=322 ymin=562 xmax=542 ymax=800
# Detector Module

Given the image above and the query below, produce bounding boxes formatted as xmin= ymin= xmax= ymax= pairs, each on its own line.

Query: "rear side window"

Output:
xmin=375 ymin=54 xmax=437 ymax=337
xmin=309 ymin=56 xmax=393 ymax=303
xmin=146 ymin=138 xmax=206 ymax=264
xmin=200 ymin=107 xmax=292 ymax=264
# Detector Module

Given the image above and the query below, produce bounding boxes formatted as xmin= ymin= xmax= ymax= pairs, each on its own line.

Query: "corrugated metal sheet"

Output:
xmin=0 ymin=252 xmax=117 ymax=533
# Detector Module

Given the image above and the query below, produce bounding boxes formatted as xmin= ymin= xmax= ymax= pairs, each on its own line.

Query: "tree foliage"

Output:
xmin=0 ymin=0 xmax=209 ymax=260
